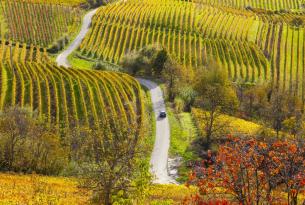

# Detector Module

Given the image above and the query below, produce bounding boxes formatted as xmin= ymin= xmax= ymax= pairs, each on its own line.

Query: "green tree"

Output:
xmin=152 ymin=49 xmax=168 ymax=75
xmin=121 ymin=44 xmax=168 ymax=76
xmin=177 ymin=86 xmax=197 ymax=112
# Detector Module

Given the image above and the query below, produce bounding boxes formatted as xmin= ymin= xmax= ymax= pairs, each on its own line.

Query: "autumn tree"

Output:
xmin=79 ymin=114 xmax=150 ymax=205
xmin=193 ymin=62 xmax=238 ymax=147
xmin=162 ymin=59 xmax=189 ymax=101
xmin=0 ymin=107 xmax=67 ymax=174
xmin=186 ymin=137 xmax=305 ymax=205
xmin=121 ymin=44 xmax=168 ymax=76
xmin=236 ymin=82 xmax=270 ymax=118
xmin=264 ymin=140 xmax=305 ymax=205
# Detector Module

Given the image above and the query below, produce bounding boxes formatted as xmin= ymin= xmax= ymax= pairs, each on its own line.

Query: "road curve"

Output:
xmin=56 ymin=8 xmax=98 ymax=67
xmin=137 ymin=79 xmax=176 ymax=184
xmin=55 ymin=6 xmax=175 ymax=184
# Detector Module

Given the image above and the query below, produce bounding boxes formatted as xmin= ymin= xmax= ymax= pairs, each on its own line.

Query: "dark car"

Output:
xmin=159 ymin=111 xmax=167 ymax=118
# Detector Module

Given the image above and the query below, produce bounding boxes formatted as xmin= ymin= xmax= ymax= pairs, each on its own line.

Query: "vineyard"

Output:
xmin=0 ymin=0 xmax=81 ymax=47
xmin=78 ymin=0 xmax=305 ymax=100
xmin=79 ymin=0 xmax=268 ymax=82
xmin=192 ymin=0 xmax=305 ymax=11
xmin=0 ymin=59 xmax=144 ymax=129
xmin=0 ymin=40 xmax=48 ymax=62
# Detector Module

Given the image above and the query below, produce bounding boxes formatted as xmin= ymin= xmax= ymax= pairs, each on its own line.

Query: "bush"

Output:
xmin=174 ymin=97 xmax=185 ymax=113
xmin=0 ymin=107 xmax=68 ymax=175
xmin=120 ymin=44 xmax=168 ymax=76
xmin=92 ymin=62 xmax=107 ymax=70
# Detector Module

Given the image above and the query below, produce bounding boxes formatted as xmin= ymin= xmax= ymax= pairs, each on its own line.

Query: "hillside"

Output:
xmin=0 ymin=0 xmax=82 ymax=47
xmin=78 ymin=0 xmax=305 ymax=100
xmin=0 ymin=0 xmax=304 ymax=204
xmin=0 ymin=61 xmax=143 ymax=128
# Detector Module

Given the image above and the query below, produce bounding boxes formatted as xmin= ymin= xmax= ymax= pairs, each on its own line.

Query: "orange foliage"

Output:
xmin=184 ymin=137 xmax=305 ymax=205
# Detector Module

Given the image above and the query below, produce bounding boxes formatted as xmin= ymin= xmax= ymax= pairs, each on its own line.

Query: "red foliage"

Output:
xmin=184 ymin=136 xmax=305 ymax=205
xmin=183 ymin=195 xmax=232 ymax=205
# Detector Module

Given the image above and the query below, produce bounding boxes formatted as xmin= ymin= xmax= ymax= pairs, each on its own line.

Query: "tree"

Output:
xmin=152 ymin=49 xmax=168 ymax=74
xmin=193 ymin=62 xmax=238 ymax=147
xmin=236 ymin=82 xmax=270 ymax=119
xmin=0 ymin=107 xmax=67 ymax=174
xmin=120 ymin=50 xmax=149 ymax=75
xmin=186 ymin=137 xmax=305 ymax=205
xmin=265 ymin=140 xmax=305 ymax=205
xmin=121 ymin=44 xmax=168 ymax=76
xmin=162 ymin=59 xmax=187 ymax=101
xmin=264 ymin=90 xmax=303 ymax=138
xmin=177 ymin=86 xmax=197 ymax=112
xmin=79 ymin=114 xmax=150 ymax=205
xmin=0 ymin=107 xmax=32 ymax=170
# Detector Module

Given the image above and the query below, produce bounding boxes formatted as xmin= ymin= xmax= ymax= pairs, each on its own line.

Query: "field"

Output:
xmin=79 ymin=0 xmax=268 ymax=81
xmin=0 ymin=0 xmax=82 ymax=47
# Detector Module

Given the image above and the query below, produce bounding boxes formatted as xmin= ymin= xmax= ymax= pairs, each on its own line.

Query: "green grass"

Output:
xmin=168 ymin=111 xmax=198 ymax=160
xmin=68 ymin=53 xmax=94 ymax=70
xmin=68 ymin=52 xmax=122 ymax=71
xmin=166 ymin=106 xmax=199 ymax=182
xmin=143 ymin=88 xmax=156 ymax=151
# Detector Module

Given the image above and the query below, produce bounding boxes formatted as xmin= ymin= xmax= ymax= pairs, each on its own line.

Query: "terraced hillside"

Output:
xmin=79 ymin=0 xmax=269 ymax=82
xmin=79 ymin=0 xmax=305 ymax=100
xmin=20 ymin=0 xmax=86 ymax=5
xmin=0 ymin=0 xmax=81 ymax=47
xmin=192 ymin=0 xmax=305 ymax=11
xmin=0 ymin=40 xmax=48 ymax=62
xmin=0 ymin=61 xmax=143 ymax=129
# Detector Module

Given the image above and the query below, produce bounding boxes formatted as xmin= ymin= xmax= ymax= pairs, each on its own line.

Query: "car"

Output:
xmin=159 ymin=111 xmax=167 ymax=118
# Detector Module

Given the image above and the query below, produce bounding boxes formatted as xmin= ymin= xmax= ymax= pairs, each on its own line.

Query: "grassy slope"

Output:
xmin=67 ymin=52 xmax=122 ymax=71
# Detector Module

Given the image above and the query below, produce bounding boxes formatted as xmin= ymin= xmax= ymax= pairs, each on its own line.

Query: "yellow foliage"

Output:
xmin=0 ymin=173 xmax=91 ymax=205
xmin=0 ymin=0 xmax=86 ymax=6
xmin=147 ymin=184 xmax=197 ymax=204
xmin=192 ymin=108 xmax=262 ymax=136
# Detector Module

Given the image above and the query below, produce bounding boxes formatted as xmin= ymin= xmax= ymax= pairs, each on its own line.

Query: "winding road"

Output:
xmin=56 ymin=8 xmax=176 ymax=184
xmin=56 ymin=8 xmax=98 ymax=67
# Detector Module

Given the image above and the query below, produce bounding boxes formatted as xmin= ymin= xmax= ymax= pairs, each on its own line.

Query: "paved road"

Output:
xmin=55 ymin=6 xmax=175 ymax=184
xmin=56 ymin=8 xmax=98 ymax=67
xmin=137 ymin=79 xmax=176 ymax=184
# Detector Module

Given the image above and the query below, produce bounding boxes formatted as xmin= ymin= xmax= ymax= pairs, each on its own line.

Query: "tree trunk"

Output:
xmin=104 ymin=183 xmax=112 ymax=205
